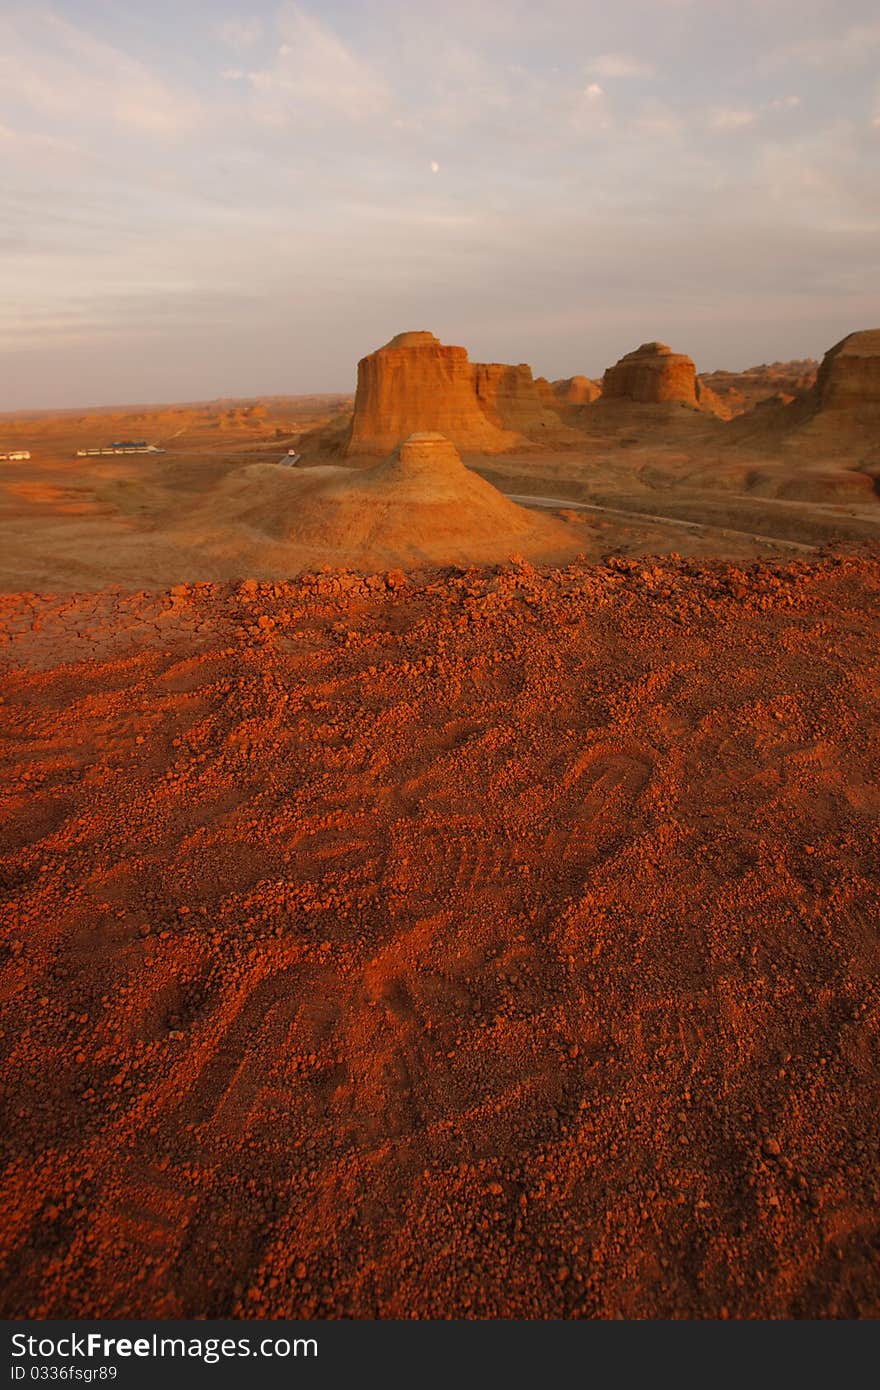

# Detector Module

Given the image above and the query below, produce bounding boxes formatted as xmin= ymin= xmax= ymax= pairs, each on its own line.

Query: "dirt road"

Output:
xmin=507 ymin=492 xmax=819 ymax=553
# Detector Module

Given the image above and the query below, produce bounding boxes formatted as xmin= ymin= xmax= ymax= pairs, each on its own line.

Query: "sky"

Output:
xmin=1 ymin=0 xmax=879 ymax=408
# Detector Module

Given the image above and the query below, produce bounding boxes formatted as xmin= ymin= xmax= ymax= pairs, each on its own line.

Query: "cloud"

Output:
xmin=750 ymin=119 xmax=880 ymax=235
xmin=709 ymin=107 xmax=757 ymax=131
xmin=631 ymin=105 xmax=684 ymax=139
xmin=589 ymin=52 xmax=656 ymax=79
xmin=0 ymin=9 xmax=199 ymax=137
xmin=767 ymin=21 xmax=880 ymax=72
xmin=705 ymin=96 xmax=801 ymax=135
xmin=233 ymin=4 xmax=391 ymax=123
xmin=385 ymin=30 xmax=520 ymax=135
xmin=0 ymin=120 xmax=81 ymax=155
xmin=4 ymin=0 xmax=880 ymax=407
xmin=217 ymin=17 xmax=264 ymax=48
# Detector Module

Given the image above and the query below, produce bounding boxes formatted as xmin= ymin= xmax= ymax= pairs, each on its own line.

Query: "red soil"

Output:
xmin=1 ymin=551 xmax=879 ymax=1319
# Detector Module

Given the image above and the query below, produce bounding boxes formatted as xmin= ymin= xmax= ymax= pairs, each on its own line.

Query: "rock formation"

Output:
xmin=812 ymin=330 xmax=880 ymax=415
xmin=346 ymin=332 xmax=517 ymax=456
xmin=552 ymin=375 xmax=601 ymax=406
xmin=533 ymin=376 xmax=559 ymax=407
xmin=699 ymin=360 xmax=818 ymax=417
xmin=694 ymin=377 xmax=729 ymax=418
xmin=737 ymin=330 xmax=880 ymax=436
xmin=173 ymin=432 xmax=580 ymax=571
xmin=724 ymin=330 xmax=880 ymax=490
xmin=602 ymin=342 xmax=699 ymax=407
xmin=290 ymin=433 xmax=578 ymax=566
xmin=346 ymin=331 xmax=591 ymax=455
xmin=472 ymin=362 xmax=566 ymax=434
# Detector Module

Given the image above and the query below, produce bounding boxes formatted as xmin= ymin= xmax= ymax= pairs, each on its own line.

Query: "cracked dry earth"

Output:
xmin=1 ymin=551 xmax=879 ymax=1319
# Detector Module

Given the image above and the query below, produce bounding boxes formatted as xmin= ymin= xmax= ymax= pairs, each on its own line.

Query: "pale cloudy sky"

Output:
xmin=1 ymin=0 xmax=878 ymax=407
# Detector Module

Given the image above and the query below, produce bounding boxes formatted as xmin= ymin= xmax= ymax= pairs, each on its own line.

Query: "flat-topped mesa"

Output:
xmin=602 ymin=341 xmax=699 ymax=407
xmin=346 ymin=331 xmax=518 ymax=456
xmin=813 ymin=329 xmax=880 ymax=415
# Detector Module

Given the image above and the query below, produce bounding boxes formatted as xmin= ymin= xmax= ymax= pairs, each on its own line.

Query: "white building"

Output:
xmin=75 ymin=445 xmax=165 ymax=456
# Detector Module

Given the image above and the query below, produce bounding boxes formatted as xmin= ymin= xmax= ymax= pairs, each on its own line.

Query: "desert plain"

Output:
xmin=1 ymin=328 xmax=879 ymax=1318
